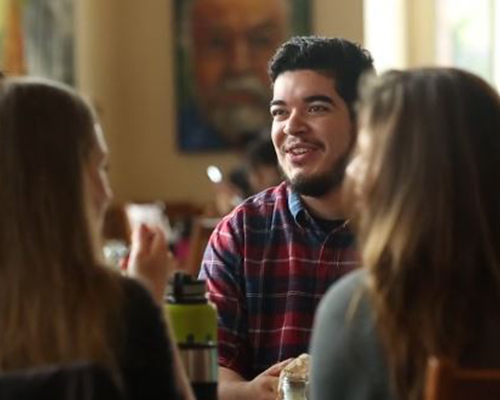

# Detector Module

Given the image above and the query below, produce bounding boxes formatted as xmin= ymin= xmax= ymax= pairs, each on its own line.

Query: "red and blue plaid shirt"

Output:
xmin=199 ymin=182 xmax=358 ymax=379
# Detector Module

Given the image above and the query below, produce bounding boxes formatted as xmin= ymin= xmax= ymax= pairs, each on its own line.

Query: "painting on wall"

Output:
xmin=0 ymin=0 xmax=74 ymax=84
xmin=174 ymin=0 xmax=311 ymax=153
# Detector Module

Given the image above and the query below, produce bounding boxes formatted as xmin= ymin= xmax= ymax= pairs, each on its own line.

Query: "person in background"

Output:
xmin=199 ymin=36 xmax=374 ymax=400
xmin=310 ymin=68 xmax=500 ymax=400
xmin=0 ymin=76 xmax=193 ymax=400
xmin=244 ymin=135 xmax=282 ymax=194
xmin=205 ymin=165 xmax=250 ymax=217
xmin=208 ymin=136 xmax=280 ymax=217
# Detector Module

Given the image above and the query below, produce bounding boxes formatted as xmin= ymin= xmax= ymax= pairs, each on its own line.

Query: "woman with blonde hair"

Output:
xmin=310 ymin=68 xmax=500 ymax=400
xmin=0 ymin=76 xmax=192 ymax=399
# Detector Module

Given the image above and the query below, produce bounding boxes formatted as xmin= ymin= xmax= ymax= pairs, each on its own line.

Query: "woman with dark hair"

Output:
xmin=310 ymin=68 xmax=500 ymax=400
xmin=0 ymin=77 xmax=193 ymax=399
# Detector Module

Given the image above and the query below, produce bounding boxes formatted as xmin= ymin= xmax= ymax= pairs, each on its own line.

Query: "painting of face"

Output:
xmin=175 ymin=0 xmax=310 ymax=152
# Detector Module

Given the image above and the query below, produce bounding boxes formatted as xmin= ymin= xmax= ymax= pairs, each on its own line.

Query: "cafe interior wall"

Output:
xmin=75 ymin=0 xmax=364 ymax=206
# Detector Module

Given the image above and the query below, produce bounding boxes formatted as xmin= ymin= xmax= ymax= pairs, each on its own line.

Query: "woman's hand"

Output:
xmin=125 ymin=224 xmax=176 ymax=305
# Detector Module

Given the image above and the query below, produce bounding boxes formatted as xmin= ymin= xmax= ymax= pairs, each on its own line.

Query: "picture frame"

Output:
xmin=174 ymin=0 xmax=312 ymax=152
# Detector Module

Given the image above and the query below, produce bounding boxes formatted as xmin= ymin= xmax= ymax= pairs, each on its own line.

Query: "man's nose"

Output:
xmin=283 ymin=110 xmax=307 ymax=136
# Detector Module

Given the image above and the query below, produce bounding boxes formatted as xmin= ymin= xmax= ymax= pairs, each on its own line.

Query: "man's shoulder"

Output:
xmin=234 ymin=182 xmax=289 ymax=214
xmin=215 ymin=182 xmax=291 ymax=234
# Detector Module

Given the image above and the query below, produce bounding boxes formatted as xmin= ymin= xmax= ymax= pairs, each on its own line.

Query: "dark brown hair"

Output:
xmin=268 ymin=36 xmax=374 ymax=116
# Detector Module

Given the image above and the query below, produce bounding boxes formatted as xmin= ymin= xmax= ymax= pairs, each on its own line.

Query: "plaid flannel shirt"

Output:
xmin=199 ymin=182 xmax=358 ymax=379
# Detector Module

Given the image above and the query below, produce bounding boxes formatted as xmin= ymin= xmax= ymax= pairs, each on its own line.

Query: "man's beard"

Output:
xmin=285 ymin=150 xmax=351 ymax=198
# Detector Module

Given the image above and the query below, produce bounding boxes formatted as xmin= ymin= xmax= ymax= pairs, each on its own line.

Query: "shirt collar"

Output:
xmin=287 ymin=185 xmax=350 ymax=234
xmin=288 ymin=186 xmax=324 ymax=230
xmin=288 ymin=186 xmax=305 ymax=224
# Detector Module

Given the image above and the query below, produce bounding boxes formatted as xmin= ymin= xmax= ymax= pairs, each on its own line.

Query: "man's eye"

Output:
xmin=309 ymin=105 xmax=328 ymax=113
xmin=270 ymin=108 xmax=287 ymax=118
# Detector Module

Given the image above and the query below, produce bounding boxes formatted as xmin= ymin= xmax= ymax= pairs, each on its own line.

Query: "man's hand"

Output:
xmin=218 ymin=360 xmax=292 ymax=400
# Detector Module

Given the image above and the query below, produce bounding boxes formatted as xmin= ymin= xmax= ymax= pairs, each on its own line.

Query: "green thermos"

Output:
xmin=165 ymin=272 xmax=218 ymax=400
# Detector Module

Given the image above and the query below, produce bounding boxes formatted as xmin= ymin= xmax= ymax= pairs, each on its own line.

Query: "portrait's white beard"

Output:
xmin=199 ymin=75 xmax=270 ymax=143
xmin=210 ymin=104 xmax=269 ymax=142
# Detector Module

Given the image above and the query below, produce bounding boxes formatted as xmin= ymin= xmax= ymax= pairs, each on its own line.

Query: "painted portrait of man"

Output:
xmin=175 ymin=0 xmax=310 ymax=152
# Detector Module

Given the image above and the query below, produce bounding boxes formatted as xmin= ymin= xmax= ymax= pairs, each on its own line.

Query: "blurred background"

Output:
xmin=0 ymin=0 xmax=498 ymax=271
xmin=1 ymin=0 xmax=498 ymax=204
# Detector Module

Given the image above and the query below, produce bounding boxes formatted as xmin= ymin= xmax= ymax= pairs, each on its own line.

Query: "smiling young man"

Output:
xmin=199 ymin=36 xmax=374 ymax=400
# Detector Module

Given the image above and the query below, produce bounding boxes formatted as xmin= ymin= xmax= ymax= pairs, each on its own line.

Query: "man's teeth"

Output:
xmin=291 ymin=148 xmax=310 ymax=155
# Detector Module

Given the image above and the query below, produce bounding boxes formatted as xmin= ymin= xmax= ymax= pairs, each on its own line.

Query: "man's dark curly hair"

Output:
xmin=268 ymin=36 xmax=374 ymax=115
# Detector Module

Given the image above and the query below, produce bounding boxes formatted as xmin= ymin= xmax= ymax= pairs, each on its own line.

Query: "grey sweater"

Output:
xmin=310 ymin=270 xmax=395 ymax=400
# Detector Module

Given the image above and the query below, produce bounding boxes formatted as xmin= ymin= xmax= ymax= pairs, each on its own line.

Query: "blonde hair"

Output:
xmin=346 ymin=68 xmax=500 ymax=399
xmin=0 ymin=77 xmax=123 ymax=371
